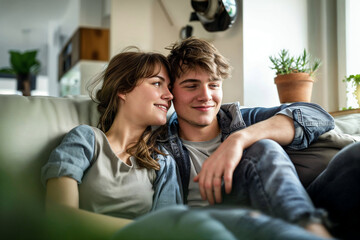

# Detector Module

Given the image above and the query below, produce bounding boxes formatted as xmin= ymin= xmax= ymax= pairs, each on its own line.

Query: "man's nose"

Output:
xmin=197 ymin=85 xmax=212 ymax=101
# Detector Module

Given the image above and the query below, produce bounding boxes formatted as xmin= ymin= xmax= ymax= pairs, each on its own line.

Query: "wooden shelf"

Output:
xmin=329 ymin=108 xmax=360 ymax=117
xmin=58 ymin=27 xmax=109 ymax=80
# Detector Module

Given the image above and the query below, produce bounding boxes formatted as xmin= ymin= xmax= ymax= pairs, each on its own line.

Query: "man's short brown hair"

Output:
xmin=166 ymin=37 xmax=232 ymax=86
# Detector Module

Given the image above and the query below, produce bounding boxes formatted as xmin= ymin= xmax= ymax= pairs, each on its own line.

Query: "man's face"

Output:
xmin=171 ymin=66 xmax=223 ymax=132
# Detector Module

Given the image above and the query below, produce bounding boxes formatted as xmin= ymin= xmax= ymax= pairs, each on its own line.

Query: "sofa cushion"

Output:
xmin=333 ymin=113 xmax=360 ymax=137
xmin=286 ymin=130 xmax=359 ymax=187
xmin=0 ymin=95 xmax=99 ymax=199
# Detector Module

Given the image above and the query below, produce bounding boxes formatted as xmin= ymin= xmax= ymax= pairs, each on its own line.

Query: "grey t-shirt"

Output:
xmin=182 ymin=134 xmax=222 ymax=207
xmin=41 ymin=125 xmax=156 ymax=219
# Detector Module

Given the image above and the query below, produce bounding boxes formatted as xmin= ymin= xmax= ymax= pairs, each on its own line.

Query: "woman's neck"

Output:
xmin=105 ymin=114 xmax=146 ymax=159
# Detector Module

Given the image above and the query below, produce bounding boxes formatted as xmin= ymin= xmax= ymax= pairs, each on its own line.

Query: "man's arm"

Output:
xmin=195 ymin=102 xmax=335 ymax=205
xmin=194 ymin=114 xmax=295 ymax=204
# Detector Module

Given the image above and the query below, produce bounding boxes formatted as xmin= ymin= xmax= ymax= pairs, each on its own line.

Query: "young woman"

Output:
xmin=41 ymin=48 xmax=174 ymax=238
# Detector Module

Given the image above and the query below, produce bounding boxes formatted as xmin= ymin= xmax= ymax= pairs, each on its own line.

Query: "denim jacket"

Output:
xmin=152 ymin=145 xmax=184 ymax=210
xmin=158 ymin=102 xmax=335 ymax=203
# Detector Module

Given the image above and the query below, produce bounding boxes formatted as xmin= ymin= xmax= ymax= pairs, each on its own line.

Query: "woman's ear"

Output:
xmin=117 ymin=92 xmax=126 ymax=101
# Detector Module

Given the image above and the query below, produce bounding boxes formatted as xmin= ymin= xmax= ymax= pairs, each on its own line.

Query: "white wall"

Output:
xmin=242 ymin=0 xmax=308 ymax=107
xmin=80 ymin=0 xmax=103 ymax=27
xmin=347 ymin=0 xmax=360 ymax=76
xmin=110 ymin=0 xmax=155 ymax=56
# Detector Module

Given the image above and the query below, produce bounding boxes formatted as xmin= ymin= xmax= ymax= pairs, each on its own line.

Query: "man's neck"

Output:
xmin=178 ymin=119 xmax=221 ymax=142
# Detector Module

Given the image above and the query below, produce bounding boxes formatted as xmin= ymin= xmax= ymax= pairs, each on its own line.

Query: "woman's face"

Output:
xmin=119 ymin=64 xmax=173 ymax=127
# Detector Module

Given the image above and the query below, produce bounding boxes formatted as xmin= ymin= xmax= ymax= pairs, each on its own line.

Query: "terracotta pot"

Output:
xmin=274 ymin=72 xmax=314 ymax=103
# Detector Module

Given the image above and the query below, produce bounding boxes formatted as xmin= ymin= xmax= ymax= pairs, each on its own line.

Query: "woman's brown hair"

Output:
xmin=89 ymin=47 xmax=170 ymax=170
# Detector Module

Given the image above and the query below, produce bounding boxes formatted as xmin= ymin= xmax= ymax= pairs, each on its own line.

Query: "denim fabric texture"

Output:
xmin=223 ymin=139 xmax=325 ymax=225
xmin=114 ymin=205 xmax=328 ymax=240
xmin=151 ymin=145 xmax=184 ymax=210
xmin=307 ymin=141 xmax=360 ymax=239
xmin=41 ymin=125 xmax=95 ymax=186
xmin=158 ymin=102 xmax=335 ymax=225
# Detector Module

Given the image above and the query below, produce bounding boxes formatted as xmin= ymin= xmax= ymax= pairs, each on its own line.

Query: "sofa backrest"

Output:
xmin=0 ymin=94 xmax=99 ymax=200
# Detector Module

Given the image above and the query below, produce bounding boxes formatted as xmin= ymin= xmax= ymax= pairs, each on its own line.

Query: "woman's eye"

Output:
xmin=153 ymin=82 xmax=161 ymax=87
xmin=184 ymin=85 xmax=196 ymax=89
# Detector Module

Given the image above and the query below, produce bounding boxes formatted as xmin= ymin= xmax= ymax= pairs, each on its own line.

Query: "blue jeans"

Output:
xmin=223 ymin=139 xmax=323 ymax=225
xmin=113 ymin=205 xmax=327 ymax=240
xmin=307 ymin=141 xmax=360 ymax=239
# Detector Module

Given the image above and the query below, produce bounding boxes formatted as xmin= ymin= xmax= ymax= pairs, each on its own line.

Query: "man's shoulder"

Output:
xmin=220 ymin=101 xmax=241 ymax=109
xmin=219 ymin=101 xmax=242 ymax=117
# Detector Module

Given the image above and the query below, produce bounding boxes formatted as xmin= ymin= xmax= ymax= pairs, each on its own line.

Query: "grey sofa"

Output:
xmin=0 ymin=94 xmax=359 ymax=238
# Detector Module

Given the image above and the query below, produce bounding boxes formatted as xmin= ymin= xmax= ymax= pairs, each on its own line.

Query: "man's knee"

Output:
xmin=246 ymin=139 xmax=286 ymax=159
xmin=239 ymin=139 xmax=294 ymax=175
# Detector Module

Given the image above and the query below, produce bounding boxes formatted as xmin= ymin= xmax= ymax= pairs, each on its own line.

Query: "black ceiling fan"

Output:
xmin=190 ymin=0 xmax=238 ymax=32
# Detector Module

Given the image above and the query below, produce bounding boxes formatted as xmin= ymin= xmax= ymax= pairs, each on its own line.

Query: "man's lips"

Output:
xmin=193 ymin=105 xmax=214 ymax=112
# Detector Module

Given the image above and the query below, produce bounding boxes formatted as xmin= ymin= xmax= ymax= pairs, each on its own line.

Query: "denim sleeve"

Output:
xmin=41 ymin=125 xmax=95 ymax=187
xmin=151 ymin=145 xmax=183 ymax=211
xmin=240 ymin=102 xmax=335 ymax=150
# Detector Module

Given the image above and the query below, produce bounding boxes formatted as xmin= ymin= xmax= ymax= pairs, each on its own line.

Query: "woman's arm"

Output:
xmin=45 ymin=177 xmax=133 ymax=238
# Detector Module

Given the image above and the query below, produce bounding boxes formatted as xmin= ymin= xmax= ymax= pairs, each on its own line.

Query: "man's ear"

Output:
xmin=117 ymin=92 xmax=126 ymax=101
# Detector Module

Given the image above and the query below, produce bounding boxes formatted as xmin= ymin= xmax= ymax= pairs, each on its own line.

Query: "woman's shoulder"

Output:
xmin=67 ymin=125 xmax=97 ymax=138
xmin=70 ymin=124 xmax=94 ymax=134
xmin=59 ymin=125 xmax=97 ymax=147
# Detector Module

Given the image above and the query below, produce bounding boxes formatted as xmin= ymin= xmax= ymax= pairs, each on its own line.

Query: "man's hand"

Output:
xmin=194 ymin=132 xmax=245 ymax=205
xmin=193 ymin=114 xmax=295 ymax=205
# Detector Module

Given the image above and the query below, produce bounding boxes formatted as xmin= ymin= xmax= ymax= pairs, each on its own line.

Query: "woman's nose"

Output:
xmin=162 ymin=87 xmax=173 ymax=100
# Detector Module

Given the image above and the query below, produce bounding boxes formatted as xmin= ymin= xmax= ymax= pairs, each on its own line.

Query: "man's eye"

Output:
xmin=153 ymin=82 xmax=161 ymax=87
xmin=210 ymin=84 xmax=220 ymax=88
xmin=184 ymin=85 xmax=196 ymax=89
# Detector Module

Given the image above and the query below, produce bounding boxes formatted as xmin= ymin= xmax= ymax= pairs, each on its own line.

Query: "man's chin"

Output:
xmin=189 ymin=120 xmax=213 ymax=128
xmin=177 ymin=115 xmax=215 ymax=127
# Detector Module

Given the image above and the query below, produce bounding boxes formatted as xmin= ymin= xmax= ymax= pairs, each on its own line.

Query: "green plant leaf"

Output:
xmin=269 ymin=48 xmax=321 ymax=77
xmin=8 ymin=50 xmax=41 ymax=75
xmin=343 ymin=74 xmax=360 ymax=87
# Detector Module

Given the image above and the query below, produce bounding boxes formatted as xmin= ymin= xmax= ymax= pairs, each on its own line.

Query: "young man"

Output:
xmin=161 ymin=37 xmax=336 ymax=238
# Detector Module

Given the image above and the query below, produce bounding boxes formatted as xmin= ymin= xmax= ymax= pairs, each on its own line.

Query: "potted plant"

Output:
xmin=0 ymin=50 xmax=41 ymax=96
xmin=269 ymin=49 xmax=321 ymax=103
xmin=343 ymin=74 xmax=360 ymax=107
